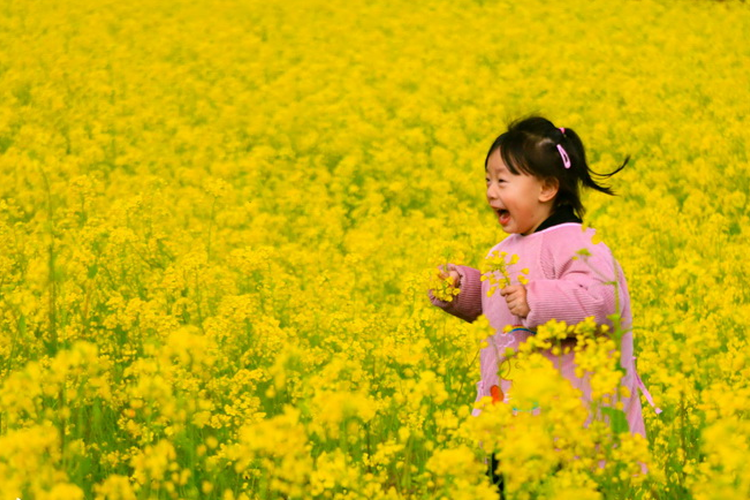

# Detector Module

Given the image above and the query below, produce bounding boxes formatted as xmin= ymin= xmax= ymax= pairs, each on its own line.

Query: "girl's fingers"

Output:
xmin=505 ymin=292 xmax=528 ymax=316
xmin=436 ymin=267 xmax=460 ymax=286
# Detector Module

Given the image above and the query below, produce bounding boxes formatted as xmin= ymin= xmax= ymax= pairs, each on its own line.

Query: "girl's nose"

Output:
xmin=487 ymin=184 xmax=499 ymax=200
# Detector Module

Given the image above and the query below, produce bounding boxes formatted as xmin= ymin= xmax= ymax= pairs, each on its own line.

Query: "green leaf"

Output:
xmin=601 ymin=407 xmax=629 ymax=434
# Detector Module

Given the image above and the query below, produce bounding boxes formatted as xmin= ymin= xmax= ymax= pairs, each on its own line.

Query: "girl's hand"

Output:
xmin=438 ymin=264 xmax=461 ymax=289
xmin=429 ymin=264 xmax=462 ymax=303
xmin=500 ymin=285 xmax=530 ymax=318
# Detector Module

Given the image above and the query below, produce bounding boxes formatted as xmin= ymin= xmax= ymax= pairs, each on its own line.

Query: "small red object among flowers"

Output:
xmin=490 ymin=384 xmax=503 ymax=404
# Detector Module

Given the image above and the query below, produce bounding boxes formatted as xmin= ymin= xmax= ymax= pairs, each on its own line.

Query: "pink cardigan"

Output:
xmin=431 ymin=223 xmax=652 ymax=436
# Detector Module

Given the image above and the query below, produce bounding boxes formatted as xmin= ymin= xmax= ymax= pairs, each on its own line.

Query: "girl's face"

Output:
xmin=485 ymin=149 xmax=558 ymax=235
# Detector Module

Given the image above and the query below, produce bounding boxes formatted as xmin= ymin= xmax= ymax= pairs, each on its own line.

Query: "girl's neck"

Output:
xmin=531 ymin=205 xmax=582 ymax=234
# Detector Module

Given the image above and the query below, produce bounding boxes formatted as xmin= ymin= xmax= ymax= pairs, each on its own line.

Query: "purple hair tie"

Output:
xmin=559 ymin=127 xmax=565 ymax=135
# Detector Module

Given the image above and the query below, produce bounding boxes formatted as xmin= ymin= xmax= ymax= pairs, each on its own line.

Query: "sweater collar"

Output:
xmin=534 ymin=205 xmax=582 ymax=233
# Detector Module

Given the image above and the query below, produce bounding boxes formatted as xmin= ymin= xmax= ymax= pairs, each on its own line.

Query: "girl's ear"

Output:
xmin=539 ymin=178 xmax=559 ymax=203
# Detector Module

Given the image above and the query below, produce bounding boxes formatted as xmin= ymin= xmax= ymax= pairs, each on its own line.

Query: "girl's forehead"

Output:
xmin=486 ymin=149 xmax=510 ymax=173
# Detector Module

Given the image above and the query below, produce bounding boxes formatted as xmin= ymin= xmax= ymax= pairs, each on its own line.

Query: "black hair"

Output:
xmin=484 ymin=116 xmax=628 ymax=219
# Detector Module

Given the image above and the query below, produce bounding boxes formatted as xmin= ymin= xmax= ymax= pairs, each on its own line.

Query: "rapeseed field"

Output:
xmin=1 ymin=0 xmax=749 ymax=498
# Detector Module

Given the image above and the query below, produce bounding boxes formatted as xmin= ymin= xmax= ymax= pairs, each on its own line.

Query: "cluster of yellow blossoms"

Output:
xmin=480 ymin=251 xmax=529 ymax=296
xmin=1 ymin=0 xmax=749 ymax=498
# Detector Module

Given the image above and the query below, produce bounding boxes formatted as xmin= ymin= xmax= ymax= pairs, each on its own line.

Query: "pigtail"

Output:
xmin=560 ymin=127 xmax=628 ymax=198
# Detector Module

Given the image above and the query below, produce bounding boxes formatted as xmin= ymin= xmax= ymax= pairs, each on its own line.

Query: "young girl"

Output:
xmin=429 ymin=116 xmax=654 ymax=487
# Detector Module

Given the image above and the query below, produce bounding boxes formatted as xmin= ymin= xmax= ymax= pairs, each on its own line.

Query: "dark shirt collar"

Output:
xmin=534 ymin=205 xmax=582 ymax=233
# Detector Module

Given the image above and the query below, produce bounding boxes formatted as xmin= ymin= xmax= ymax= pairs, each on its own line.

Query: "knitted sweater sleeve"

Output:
xmin=428 ymin=265 xmax=483 ymax=323
xmin=522 ymin=237 xmax=622 ymax=329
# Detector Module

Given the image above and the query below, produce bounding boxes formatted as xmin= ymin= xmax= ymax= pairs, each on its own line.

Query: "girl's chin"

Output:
xmin=499 ymin=221 xmax=531 ymax=235
xmin=498 ymin=218 xmax=518 ymax=233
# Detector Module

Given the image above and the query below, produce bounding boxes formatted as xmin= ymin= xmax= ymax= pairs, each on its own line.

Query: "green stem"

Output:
xmin=207 ymin=197 xmax=217 ymax=261
xmin=39 ymin=166 xmax=59 ymax=354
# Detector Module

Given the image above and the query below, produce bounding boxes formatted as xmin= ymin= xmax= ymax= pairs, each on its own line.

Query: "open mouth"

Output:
xmin=496 ymin=209 xmax=511 ymax=225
